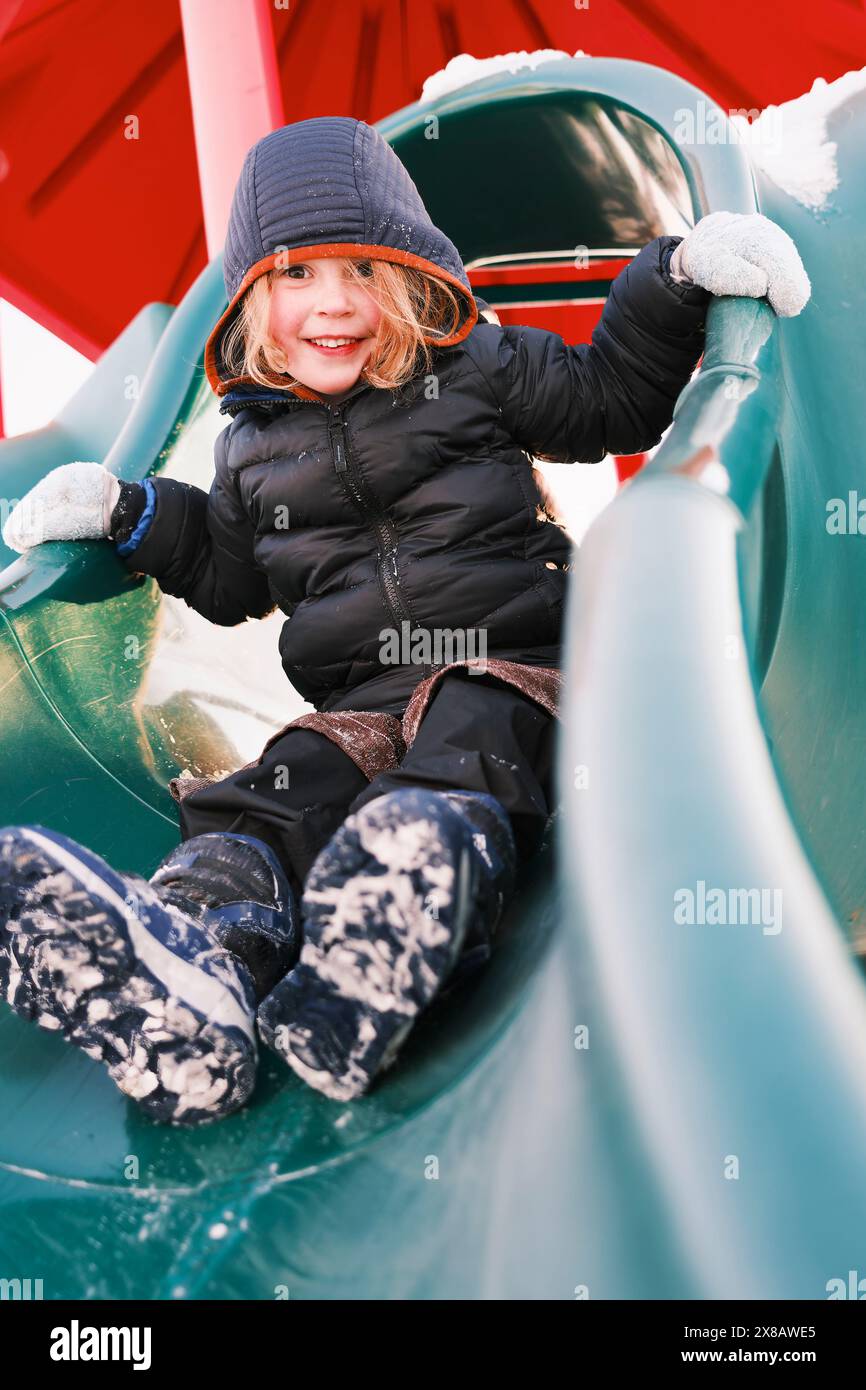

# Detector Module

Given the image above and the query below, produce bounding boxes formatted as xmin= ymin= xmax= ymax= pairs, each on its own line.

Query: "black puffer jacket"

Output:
xmin=118 ymin=233 xmax=711 ymax=715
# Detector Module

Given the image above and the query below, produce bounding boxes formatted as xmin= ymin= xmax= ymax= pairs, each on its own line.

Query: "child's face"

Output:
xmin=268 ymin=257 xmax=381 ymax=396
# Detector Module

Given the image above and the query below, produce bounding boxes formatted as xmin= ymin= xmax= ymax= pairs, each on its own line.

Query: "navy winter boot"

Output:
xmin=256 ymin=787 xmax=517 ymax=1102
xmin=148 ymin=832 xmax=301 ymax=1002
xmin=0 ymin=826 xmax=297 ymax=1126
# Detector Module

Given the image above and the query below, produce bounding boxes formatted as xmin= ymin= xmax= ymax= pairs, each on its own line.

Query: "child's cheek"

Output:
xmin=268 ymin=291 xmax=303 ymax=347
xmin=267 ymin=300 xmax=283 ymax=346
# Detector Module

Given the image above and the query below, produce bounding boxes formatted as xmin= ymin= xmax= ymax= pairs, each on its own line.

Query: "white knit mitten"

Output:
xmin=1 ymin=462 xmax=121 ymax=553
xmin=675 ymin=211 xmax=811 ymax=317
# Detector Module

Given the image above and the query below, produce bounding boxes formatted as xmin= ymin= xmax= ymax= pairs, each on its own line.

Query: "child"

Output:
xmin=0 ymin=118 xmax=810 ymax=1123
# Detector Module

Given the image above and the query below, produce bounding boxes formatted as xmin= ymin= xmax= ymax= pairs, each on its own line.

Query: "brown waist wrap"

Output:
xmin=168 ymin=659 xmax=563 ymax=804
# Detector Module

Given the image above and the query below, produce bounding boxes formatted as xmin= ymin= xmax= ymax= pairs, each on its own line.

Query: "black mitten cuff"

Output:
xmin=108 ymin=479 xmax=148 ymax=544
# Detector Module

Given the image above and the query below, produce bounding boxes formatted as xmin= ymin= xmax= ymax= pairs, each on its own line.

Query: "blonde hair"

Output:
xmin=220 ymin=256 xmax=466 ymax=395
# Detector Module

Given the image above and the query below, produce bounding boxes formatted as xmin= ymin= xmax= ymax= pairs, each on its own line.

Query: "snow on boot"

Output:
xmin=256 ymin=787 xmax=517 ymax=1102
xmin=148 ymin=833 xmax=300 ymax=1003
xmin=0 ymin=825 xmax=259 ymax=1126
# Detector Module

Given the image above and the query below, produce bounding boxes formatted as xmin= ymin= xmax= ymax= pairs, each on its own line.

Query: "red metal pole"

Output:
xmin=179 ymin=0 xmax=285 ymax=260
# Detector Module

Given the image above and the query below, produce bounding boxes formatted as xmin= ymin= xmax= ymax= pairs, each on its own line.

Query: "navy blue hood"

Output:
xmin=205 ymin=117 xmax=478 ymax=401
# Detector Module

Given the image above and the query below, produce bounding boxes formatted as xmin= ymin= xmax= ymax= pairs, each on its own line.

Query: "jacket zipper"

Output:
xmin=327 ymin=406 xmax=433 ymax=681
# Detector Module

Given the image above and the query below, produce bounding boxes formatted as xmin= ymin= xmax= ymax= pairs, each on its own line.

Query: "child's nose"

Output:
xmin=315 ymin=282 xmax=352 ymax=314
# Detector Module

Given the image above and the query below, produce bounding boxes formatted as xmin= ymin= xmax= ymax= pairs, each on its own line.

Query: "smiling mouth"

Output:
xmin=302 ymin=336 xmax=368 ymax=357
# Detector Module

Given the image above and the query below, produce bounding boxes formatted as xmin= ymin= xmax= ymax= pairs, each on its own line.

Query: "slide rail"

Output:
xmin=559 ymin=292 xmax=866 ymax=1297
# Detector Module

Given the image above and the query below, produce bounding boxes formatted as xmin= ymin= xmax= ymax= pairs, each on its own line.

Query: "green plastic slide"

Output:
xmin=1 ymin=58 xmax=864 ymax=1299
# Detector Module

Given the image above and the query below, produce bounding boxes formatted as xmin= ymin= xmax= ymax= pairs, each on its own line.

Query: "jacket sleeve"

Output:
xmin=480 ymin=235 xmax=711 ymax=463
xmin=116 ymin=423 xmax=277 ymax=626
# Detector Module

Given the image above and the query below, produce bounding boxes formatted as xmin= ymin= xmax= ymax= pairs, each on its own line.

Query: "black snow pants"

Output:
xmin=177 ymin=669 xmax=559 ymax=902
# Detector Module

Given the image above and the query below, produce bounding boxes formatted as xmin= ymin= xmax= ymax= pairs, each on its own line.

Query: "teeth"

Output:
xmin=311 ymin=338 xmax=357 ymax=347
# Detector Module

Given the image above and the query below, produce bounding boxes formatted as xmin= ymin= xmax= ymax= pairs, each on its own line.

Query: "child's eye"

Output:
xmin=277 ymin=261 xmax=371 ymax=282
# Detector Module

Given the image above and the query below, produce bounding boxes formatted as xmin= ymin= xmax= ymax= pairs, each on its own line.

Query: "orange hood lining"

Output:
xmin=204 ymin=243 xmax=479 ymax=401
